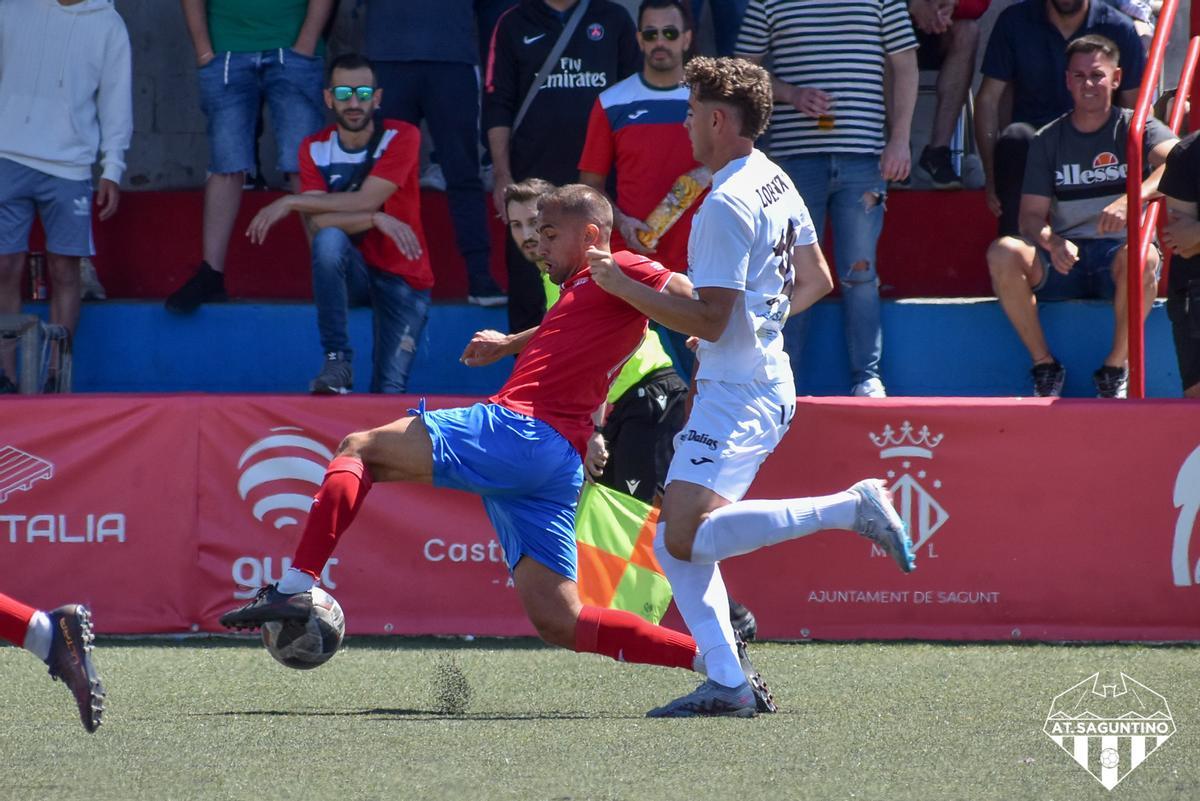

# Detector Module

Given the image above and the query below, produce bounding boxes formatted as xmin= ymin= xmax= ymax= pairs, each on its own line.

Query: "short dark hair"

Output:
xmin=327 ymin=52 xmax=376 ymax=84
xmin=1066 ymin=34 xmax=1121 ymax=65
xmin=537 ymin=184 xmax=613 ymax=238
xmin=685 ymin=56 xmax=773 ymax=139
xmin=637 ymin=0 xmax=693 ymax=30
xmin=504 ymin=178 xmax=556 ymax=207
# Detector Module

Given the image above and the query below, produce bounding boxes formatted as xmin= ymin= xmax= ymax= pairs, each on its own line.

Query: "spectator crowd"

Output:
xmin=0 ymin=0 xmax=1195 ymax=400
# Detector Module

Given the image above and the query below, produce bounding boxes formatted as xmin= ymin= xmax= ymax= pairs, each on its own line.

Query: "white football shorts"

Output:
xmin=665 ymin=378 xmax=796 ymax=502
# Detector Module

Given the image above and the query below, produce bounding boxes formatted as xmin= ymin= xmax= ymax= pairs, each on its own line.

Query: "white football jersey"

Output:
xmin=687 ymin=148 xmax=817 ymax=383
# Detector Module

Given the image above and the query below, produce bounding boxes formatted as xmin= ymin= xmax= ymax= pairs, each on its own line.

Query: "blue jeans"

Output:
xmin=197 ymin=49 xmax=327 ymax=174
xmin=778 ymin=153 xmax=886 ymax=388
xmin=311 ymin=228 xmax=431 ymax=393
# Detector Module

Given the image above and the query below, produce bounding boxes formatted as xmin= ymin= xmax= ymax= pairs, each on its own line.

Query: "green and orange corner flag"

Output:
xmin=574 ymin=483 xmax=673 ymax=624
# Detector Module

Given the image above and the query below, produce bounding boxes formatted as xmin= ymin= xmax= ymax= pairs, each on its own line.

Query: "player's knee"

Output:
xmin=987 ymin=238 xmax=1025 ymax=281
xmin=336 ymin=430 xmax=371 ymax=458
xmin=654 ymin=523 xmax=695 ymax=562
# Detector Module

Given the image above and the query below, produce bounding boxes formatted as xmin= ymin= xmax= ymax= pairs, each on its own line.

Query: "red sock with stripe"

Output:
xmin=574 ymin=605 xmax=697 ymax=670
xmin=290 ymin=456 xmax=373 ymax=578
xmin=0 ymin=592 xmax=36 ymax=648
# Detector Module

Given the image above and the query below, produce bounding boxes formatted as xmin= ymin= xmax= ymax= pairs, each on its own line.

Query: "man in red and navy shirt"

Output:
xmin=246 ymin=53 xmax=433 ymax=395
xmin=578 ymin=0 xmax=703 ymax=375
xmin=221 ymin=185 xmax=775 ymax=715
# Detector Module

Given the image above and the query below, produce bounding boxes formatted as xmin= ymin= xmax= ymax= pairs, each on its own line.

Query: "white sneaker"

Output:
xmin=80 ymin=258 xmax=106 ymax=300
xmin=850 ymin=478 xmax=916 ymax=573
xmin=851 ymin=377 xmax=886 ymax=397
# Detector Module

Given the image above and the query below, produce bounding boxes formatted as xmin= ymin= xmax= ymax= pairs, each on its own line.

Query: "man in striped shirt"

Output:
xmin=737 ymin=0 xmax=918 ymax=398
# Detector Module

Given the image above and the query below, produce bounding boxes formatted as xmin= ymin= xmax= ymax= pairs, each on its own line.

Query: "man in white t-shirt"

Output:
xmin=588 ymin=57 xmax=916 ymax=718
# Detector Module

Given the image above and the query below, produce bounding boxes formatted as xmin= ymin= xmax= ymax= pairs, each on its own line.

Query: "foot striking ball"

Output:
xmin=261 ymin=587 xmax=345 ymax=669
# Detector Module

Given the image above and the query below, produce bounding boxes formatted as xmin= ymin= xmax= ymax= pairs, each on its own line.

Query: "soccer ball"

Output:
xmin=261 ymin=587 xmax=345 ymax=670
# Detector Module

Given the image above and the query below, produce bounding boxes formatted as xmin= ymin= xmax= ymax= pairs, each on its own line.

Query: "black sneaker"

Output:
xmin=736 ymin=633 xmax=777 ymax=713
xmin=0 ymin=373 xmax=16 ymax=394
xmin=165 ymin=262 xmax=227 ymax=314
xmin=918 ymin=146 xmax=963 ymax=190
xmin=1094 ymin=365 xmax=1128 ymax=399
xmin=310 ymin=352 xmax=353 ymax=394
xmin=219 ymin=584 xmax=313 ymax=631
xmin=467 ymin=275 xmax=508 ymax=308
xmin=1031 ymin=360 xmax=1066 ymax=397
xmin=45 ymin=605 xmax=105 ymax=733
xmin=729 ymin=599 xmax=757 ymax=642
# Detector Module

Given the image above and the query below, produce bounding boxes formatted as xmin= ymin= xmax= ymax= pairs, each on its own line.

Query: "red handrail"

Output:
xmin=1127 ymin=0 xmax=1200 ymax=398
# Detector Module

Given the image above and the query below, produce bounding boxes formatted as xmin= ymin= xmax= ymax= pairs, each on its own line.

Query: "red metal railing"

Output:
xmin=1126 ymin=0 xmax=1200 ymax=398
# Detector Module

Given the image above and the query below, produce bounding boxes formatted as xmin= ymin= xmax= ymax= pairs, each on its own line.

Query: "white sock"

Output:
xmin=277 ymin=568 xmax=316 ymax=595
xmin=653 ymin=527 xmax=743 ymax=689
xmin=690 ymin=492 xmax=859 ymax=563
xmin=23 ymin=611 xmax=52 ymax=661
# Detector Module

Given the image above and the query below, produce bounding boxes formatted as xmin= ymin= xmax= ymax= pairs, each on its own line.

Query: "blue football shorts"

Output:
xmin=416 ymin=401 xmax=584 ymax=580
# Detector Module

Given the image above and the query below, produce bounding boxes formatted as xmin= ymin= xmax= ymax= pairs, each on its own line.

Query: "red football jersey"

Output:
xmin=491 ymin=250 xmax=675 ymax=456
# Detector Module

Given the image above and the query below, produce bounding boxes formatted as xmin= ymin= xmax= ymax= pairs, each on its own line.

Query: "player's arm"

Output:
xmin=460 ymin=326 xmax=539 ymax=366
xmin=787 ymin=241 xmax=834 ymax=317
xmin=588 ymin=250 xmax=735 ymax=341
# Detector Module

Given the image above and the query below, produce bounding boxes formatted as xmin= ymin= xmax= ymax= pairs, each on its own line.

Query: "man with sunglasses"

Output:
xmin=579 ymin=0 xmax=701 ymax=377
xmin=245 ymin=54 xmax=433 ymax=395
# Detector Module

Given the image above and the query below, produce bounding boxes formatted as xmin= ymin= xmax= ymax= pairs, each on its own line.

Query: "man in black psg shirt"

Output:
xmin=484 ymin=0 xmax=640 ymax=334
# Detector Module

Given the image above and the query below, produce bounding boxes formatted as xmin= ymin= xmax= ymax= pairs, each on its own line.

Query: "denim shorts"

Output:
xmin=197 ymin=49 xmax=327 ymax=174
xmin=1034 ymin=238 xmax=1124 ymax=300
xmin=0 ymin=158 xmax=93 ymax=256
xmin=418 ymin=402 xmax=584 ymax=580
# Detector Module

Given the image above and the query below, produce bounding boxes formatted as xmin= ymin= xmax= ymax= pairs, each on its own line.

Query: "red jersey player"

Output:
xmin=219 ymin=184 xmax=775 ymax=713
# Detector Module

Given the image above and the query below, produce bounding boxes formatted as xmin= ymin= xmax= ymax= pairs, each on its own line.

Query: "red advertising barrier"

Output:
xmin=2 ymin=395 xmax=1198 ymax=641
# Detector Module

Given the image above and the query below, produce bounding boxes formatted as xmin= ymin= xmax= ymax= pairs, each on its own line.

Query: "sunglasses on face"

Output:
xmin=640 ymin=26 xmax=681 ymax=41
xmin=330 ymin=85 xmax=375 ymax=102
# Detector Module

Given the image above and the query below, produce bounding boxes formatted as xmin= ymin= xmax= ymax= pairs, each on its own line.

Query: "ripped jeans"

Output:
xmin=777 ymin=153 xmax=886 ymax=388
xmin=311 ymin=227 xmax=430 ymax=393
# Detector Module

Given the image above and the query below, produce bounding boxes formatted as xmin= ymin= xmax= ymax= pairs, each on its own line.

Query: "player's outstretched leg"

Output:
xmin=849 ymin=479 xmax=916 ymax=573
xmin=44 ymin=605 xmax=106 ymax=733
xmin=219 ymin=585 xmax=315 ymax=630
xmin=219 ymin=451 xmax=370 ymax=630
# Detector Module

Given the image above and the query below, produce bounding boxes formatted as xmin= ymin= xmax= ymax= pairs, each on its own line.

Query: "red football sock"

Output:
xmin=290 ymin=456 xmax=373 ymax=578
xmin=0 ymin=592 xmax=36 ymax=648
xmin=574 ymin=605 xmax=697 ymax=670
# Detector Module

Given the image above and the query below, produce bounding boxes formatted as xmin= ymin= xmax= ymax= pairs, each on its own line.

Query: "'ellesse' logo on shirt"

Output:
xmin=1055 ymin=151 xmax=1129 ymax=186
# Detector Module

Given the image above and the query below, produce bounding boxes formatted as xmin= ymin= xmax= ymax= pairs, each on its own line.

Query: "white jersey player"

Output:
xmin=588 ymin=56 xmax=916 ymax=718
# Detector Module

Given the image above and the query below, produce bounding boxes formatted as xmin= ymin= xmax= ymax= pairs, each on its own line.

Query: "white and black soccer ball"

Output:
xmin=261 ymin=587 xmax=345 ymax=670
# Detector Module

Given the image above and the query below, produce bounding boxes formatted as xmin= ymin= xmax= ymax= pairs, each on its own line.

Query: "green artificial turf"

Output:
xmin=2 ymin=638 xmax=1197 ymax=801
